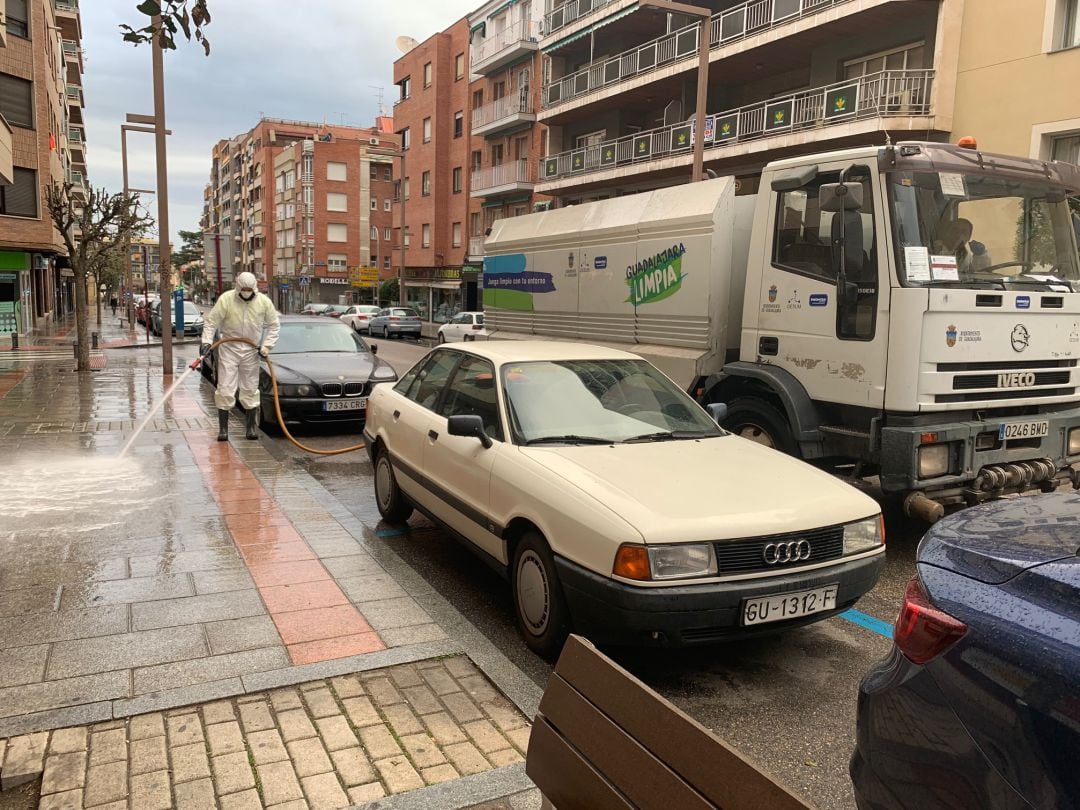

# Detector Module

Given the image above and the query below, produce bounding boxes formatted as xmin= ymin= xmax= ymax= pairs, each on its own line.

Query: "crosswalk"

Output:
xmin=0 ymin=348 xmax=106 ymax=363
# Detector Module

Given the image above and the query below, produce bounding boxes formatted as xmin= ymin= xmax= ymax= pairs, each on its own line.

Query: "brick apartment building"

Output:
xmin=392 ymin=2 xmax=549 ymax=323
xmin=202 ymin=118 xmax=397 ymax=313
xmin=128 ymin=236 xmax=172 ymax=294
xmin=0 ymin=0 xmax=86 ymax=335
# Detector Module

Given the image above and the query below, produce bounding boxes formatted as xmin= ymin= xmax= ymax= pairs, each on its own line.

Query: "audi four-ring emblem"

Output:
xmin=763 ymin=540 xmax=812 ymax=564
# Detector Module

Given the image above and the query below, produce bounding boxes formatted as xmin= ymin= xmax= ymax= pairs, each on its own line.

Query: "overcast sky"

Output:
xmin=83 ymin=0 xmax=480 ymax=243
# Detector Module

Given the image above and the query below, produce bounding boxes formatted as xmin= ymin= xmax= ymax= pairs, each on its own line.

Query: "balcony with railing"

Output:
xmin=543 ymin=0 xmax=857 ymax=114
xmin=539 ymin=69 xmax=935 ymax=187
xmin=0 ymin=115 xmax=13 ymax=187
xmin=68 ymin=127 xmax=86 ymax=165
xmin=471 ymin=159 xmax=536 ymax=197
xmin=468 ymin=236 xmax=485 ymax=259
xmin=472 ymin=19 xmax=540 ymax=75
xmin=472 ymin=93 xmax=537 ymax=137
xmin=544 ymin=0 xmax=627 ymax=39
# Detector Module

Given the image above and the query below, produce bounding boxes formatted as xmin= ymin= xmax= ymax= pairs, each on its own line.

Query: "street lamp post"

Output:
xmin=641 ymin=1 xmax=712 ymax=182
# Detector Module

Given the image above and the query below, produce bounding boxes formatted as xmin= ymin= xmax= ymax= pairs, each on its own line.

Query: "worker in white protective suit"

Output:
xmin=201 ymin=272 xmax=280 ymax=441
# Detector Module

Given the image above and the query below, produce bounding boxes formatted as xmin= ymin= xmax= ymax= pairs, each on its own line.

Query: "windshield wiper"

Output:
xmin=918 ymin=280 xmax=1005 ymax=290
xmin=622 ymin=430 xmax=714 ymax=443
xmin=524 ymin=435 xmax=614 ymax=446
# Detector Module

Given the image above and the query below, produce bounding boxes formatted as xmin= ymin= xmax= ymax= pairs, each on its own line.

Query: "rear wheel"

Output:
xmin=374 ymin=448 xmax=413 ymax=523
xmin=512 ymin=531 xmax=571 ymax=660
xmin=722 ymin=396 xmax=797 ymax=455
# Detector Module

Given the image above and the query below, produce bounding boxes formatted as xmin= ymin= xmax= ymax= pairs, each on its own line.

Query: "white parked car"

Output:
xmin=437 ymin=312 xmax=488 ymax=343
xmin=340 ymin=305 xmax=382 ymax=334
xmin=363 ymin=342 xmax=885 ymax=657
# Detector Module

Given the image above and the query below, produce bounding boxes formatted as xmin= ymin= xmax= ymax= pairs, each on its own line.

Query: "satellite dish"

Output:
xmin=395 ymin=35 xmax=419 ymax=54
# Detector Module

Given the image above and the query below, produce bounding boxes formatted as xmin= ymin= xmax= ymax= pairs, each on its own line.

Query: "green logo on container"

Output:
xmin=625 ymin=244 xmax=688 ymax=307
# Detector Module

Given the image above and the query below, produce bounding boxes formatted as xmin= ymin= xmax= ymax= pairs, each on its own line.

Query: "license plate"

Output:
xmin=743 ymin=585 xmax=838 ymax=626
xmin=324 ymin=398 xmax=367 ymax=412
xmin=998 ymin=420 xmax=1048 ymax=440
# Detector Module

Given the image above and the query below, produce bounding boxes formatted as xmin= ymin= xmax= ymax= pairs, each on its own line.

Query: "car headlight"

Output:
xmin=843 ymin=516 xmax=884 ymax=555
xmin=371 ymin=365 xmax=397 ymax=381
xmin=1068 ymin=426 xmax=1080 ymax=456
xmin=612 ymin=543 xmax=717 ymax=581
xmin=917 ymin=443 xmax=950 ymax=478
xmin=276 ymin=384 xmax=313 ymax=397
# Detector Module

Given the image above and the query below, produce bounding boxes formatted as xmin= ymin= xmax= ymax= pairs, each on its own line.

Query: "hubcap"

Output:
xmin=738 ymin=424 xmax=775 ymax=448
xmin=376 ymin=457 xmax=394 ymax=510
xmin=516 ymin=551 xmax=550 ymax=635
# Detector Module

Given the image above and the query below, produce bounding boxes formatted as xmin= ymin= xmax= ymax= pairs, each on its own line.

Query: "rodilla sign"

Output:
xmin=626 ymin=244 xmax=688 ymax=307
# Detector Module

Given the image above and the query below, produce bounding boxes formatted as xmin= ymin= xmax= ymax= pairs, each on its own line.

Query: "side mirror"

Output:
xmin=447 ymin=414 xmax=492 ymax=449
xmin=706 ymin=402 xmax=728 ymax=425
xmin=819 ymin=182 xmax=863 ymax=213
xmin=369 ymin=343 xmax=378 ymax=355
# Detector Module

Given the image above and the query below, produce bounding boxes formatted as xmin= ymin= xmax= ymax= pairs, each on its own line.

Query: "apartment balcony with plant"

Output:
xmin=538 ymin=68 xmax=937 ymax=191
xmin=472 ymin=18 xmax=541 ymax=74
xmin=471 ymin=159 xmax=536 ymax=197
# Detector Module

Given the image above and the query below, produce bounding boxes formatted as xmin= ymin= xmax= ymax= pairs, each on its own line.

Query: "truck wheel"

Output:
xmin=374 ymin=448 xmax=413 ymax=524
xmin=722 ymin=397 xmax=797 ymax=455
xmin=512 ymin=531 xmax=571 ymax=660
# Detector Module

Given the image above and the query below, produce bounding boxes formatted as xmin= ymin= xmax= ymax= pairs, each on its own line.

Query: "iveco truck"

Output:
xmin=481 ymin=141 xmax=1080 ymax=520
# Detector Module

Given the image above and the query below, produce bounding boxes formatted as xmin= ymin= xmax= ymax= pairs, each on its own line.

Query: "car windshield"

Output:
xmin=502 ymin=359 xmax=722 ymax=445
xmin=183 ymin=302 xmax=201 ymax=318
xmin=271 ymin=322 xmax=369 ymax=354
xmin=889 ymin=170 xmax=1080 ymax=291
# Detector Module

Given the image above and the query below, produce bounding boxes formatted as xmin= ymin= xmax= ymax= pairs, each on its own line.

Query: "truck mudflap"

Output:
xmin=904 ymin=461 xmax=1080 ymax=522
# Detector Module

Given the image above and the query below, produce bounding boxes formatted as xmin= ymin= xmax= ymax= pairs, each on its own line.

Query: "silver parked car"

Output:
xmin=368 ymin=307 xmax=423 ymax=340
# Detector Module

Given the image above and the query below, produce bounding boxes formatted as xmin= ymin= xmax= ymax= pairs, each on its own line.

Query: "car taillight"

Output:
xmin=389 ymin=316 xmax=400 ymax=321
xmin=471 ymin=324 xmax=482 ymax=330
xmin=893 ymin=575 xmax=967 ymax=665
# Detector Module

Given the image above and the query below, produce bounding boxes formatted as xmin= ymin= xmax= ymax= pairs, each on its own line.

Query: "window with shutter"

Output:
xmin=0 ymin=72 xmax=34 ymax=128
xmin=5 ymin=0 xmax=29 ymax=38
xmin=0 ymin=168 xmax=38 ymax=217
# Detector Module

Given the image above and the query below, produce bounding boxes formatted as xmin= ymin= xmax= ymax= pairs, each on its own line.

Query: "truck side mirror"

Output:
xmin=819 ymin=183 xmax=863 ymax=213
xmin=706 ymin=402 xmax=728 ymax=425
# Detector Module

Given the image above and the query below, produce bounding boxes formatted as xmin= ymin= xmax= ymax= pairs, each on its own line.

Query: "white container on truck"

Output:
xmin=482 ymin=141 xmax=1080 ymax=519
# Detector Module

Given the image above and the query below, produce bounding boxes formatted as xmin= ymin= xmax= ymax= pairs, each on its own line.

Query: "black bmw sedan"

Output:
xmin=256 ymin=316 xmax=397 ymax=430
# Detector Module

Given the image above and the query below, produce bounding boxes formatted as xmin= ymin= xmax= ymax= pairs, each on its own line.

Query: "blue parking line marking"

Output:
xmin=840 ymin=609 xmax=894 ymax=639
xmin=375 ymin=528 xmax=409 ymax=538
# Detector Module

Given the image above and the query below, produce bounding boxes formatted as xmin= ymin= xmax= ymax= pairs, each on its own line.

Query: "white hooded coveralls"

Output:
xmin=201 ymin=289 xmax=280 ymax=410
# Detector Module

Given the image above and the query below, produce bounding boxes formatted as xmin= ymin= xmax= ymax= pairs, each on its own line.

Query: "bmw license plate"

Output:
xmin=998 ymin=420 xmax=1048 ymax=440
xmin=324 ymin=398 xmax=367 ymax=412
xmin=743 ymin=585 xmax=838 ymax=626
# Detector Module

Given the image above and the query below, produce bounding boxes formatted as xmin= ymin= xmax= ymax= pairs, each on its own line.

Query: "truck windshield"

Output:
xmin=889 ymin=170 xmax=1079 ymax=291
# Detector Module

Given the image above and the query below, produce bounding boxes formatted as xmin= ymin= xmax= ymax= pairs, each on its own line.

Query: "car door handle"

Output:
xmin=393 ymin=410 xmax=401 ymax=419
xmin=428 ymin=430 xmax=439 ymax=441
xmin=759 ymin=336 xmax=779 ymax=356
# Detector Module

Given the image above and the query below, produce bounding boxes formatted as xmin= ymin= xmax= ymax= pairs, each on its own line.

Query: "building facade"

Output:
xmin=466 ymin=0 xmax=550 ymax=273
xmin=393 ymin=19 xmax=478 ymax=322
xmin=950 ymin=0 xmax=1080 ymax=165
xmin=129 ymin=236 xmax=173 ymax=294
xmin=201 ymin=117 xmax=397 ymax=312
xmin=0 ymin=0 xmax=86 ymax=334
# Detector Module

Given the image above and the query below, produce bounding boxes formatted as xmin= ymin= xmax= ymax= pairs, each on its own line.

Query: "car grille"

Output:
xmin=344 ymin=382 xmax=368 ymax=396
xmin=713 ymin=525 xmax=845 ymax=575
xmin=321 ymin=383 xmax=343 ymax=397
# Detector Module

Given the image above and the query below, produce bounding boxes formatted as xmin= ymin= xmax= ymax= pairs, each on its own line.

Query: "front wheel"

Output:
xmin=437 ymin=333 xmax=446 ymax=344
xmin=722 ymin=397 xmax=797 ymax=455
xmin=374 ymin=448 xmax=413 ymax=523
xmin=512 ymin=531 xmax=571 ymax=660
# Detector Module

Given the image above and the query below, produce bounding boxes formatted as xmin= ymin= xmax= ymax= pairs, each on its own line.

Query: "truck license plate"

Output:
xmin=998 ymin=420 xmax=1048 ymax=440
xmin=324 ymin=398 xmax=367 ymax=412
xmin=743 ymin=585 xmax=838 ymax=626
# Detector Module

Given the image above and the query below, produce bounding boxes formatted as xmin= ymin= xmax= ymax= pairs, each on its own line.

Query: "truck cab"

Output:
xmin=717 ymin=141 xmax=1080 ymax=517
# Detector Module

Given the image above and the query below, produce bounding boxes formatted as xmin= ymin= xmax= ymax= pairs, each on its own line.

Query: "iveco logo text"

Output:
xmin=998 ymin=372 xmax=1036 ymax=388
xmin=763 ymin=540 xmax=811 ymax=565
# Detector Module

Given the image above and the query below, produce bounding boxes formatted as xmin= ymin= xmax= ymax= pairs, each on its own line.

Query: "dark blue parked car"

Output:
xmin=851 ymin=493 xmax=1080 ymax=810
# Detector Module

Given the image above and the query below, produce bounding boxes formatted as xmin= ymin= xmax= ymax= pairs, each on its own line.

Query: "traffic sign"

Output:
xmin=299 ymin=276 xmax=310 ymax=286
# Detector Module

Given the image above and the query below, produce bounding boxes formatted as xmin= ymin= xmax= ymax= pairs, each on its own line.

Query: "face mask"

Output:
xmin=239 ymin=290 xmax=255 ymax=301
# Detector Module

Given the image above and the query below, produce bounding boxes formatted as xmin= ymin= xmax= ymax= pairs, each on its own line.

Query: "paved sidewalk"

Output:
xmin=0 ymin=319 xmax=541 ymax=808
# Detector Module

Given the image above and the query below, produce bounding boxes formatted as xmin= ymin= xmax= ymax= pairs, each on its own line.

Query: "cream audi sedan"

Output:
xmin=363 ymin=342 xmax=885 ymax=657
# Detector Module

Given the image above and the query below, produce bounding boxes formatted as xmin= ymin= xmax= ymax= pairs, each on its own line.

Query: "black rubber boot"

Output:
xmin=245 ymin=407 xmax=259 ymax=440
xmin=217 ymin=409 xmax=229 ymax=442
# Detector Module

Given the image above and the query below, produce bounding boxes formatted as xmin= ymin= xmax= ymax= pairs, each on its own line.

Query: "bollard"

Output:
xmin=91 ymin=332 xmax=99 ymax=350
xmin=10 ymin=332 xmax=17 ymax=350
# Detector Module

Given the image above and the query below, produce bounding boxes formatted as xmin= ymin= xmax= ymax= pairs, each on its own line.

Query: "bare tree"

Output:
xmin=45 ymin=183 xmax=153 ymax=371
xmin=120 ymin=1 xmax=212 ymax=54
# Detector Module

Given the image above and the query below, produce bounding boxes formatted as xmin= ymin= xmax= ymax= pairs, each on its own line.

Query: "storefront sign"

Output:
xmin=319 ymin=277 xmax=350 ymax=285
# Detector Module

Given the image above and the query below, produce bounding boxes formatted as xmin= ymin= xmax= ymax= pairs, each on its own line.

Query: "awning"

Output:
xmin=470 ymin=21 xmax=486 ymax=34
xmin=543 ymin=3 xmax=638 ymax=52
xmin=487 ymin=0 xmax=515 ymax=19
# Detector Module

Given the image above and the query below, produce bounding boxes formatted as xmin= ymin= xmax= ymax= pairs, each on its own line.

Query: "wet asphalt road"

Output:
xmin=241 ymin=334 xmax=929 ymax=810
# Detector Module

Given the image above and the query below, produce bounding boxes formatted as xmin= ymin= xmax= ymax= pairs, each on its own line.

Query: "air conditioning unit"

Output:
xmin=369 ymin=137 xmax=380 ymax=146
xmin=32 ymin=255 xmax=48 ymax=270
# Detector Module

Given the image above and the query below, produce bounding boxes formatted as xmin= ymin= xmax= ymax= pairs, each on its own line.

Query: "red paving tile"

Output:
xmin=260 ymin=580 xmax=350 ymax=614
xmin=184 ymin=431 xmax=385 ymax=665
xmin=272 ymin=604 xmax=375 ymax=645
xmin=287 ymin=632 xmax=385 ymax=665
xmin=238 ymin=542 xmax=317 ymax=565
xmin=248 ymin=559 xmax=331 ymax=588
